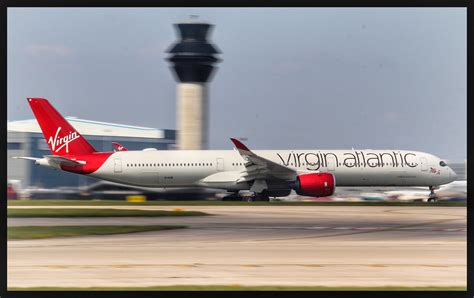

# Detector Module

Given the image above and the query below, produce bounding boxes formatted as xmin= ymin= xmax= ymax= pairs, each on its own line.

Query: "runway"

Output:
xmin=8 ymin=205 xmax=467 ymax=288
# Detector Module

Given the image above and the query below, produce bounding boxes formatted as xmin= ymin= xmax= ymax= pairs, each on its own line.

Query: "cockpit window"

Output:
xmin=439 ymin=161 xmax=447 ymax=167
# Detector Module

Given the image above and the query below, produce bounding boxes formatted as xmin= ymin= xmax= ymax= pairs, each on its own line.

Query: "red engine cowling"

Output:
xmin=294 ymin=173 xmax=335 ymax=197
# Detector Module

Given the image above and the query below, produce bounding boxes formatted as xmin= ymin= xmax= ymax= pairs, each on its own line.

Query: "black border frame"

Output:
xmin=2 ymin=1 xmax=471 ymax=298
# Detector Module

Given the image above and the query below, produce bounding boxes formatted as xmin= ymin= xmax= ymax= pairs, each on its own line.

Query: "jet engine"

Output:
xmin=293 ymin=173 xmax=335 ymax=197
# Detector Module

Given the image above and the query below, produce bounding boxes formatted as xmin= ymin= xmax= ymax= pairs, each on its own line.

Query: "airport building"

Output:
xmin=7 ymin=117 xmax=176 ymax=188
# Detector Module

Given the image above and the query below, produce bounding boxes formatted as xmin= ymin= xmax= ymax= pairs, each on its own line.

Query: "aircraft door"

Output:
xmin=114 ymin=159 xmax=122 ymax=173
xmin=217 ymin=158 xmax=224 ymax=171
xmin=420 ymin=157 xmax=428 ymax=171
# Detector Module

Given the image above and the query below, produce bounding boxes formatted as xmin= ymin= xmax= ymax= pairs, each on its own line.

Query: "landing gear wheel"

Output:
xmin=243 ymin=191 xmax=270 ymax=202
xmin=222 ymin=192 xmax=242 ymax=201
xmin=254 ymin=190 xmax=270 ymax=202
xmin=428 ymin=186 xmax=438 ymax=203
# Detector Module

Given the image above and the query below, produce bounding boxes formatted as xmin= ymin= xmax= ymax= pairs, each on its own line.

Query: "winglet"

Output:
xmin=230 ymin=138 xmax=251 ymax=152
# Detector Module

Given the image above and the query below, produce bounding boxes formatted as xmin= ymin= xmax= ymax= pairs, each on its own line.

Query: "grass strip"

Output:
xmin=7 ymin=285 xmax=466 ymax=291
xmin=8 ymin=208 xmax=208 ymax=218
xmin=7 ymin=200 xmax=466 ymax=207
xmin=8 ymin=225 xmax=185 ymax=240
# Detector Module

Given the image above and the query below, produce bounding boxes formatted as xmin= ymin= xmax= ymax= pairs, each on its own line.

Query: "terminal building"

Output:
xmin=7 ymin=117 xmax=176 ymax=189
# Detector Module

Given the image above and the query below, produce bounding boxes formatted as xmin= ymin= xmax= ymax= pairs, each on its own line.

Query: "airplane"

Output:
xmin=112 ymin=142 xmax=128 ymax=152
xmin=13 ymin=98 xmax=457 ymax=202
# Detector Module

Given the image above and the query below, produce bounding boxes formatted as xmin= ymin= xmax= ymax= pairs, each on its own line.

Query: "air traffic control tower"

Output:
xmin=166 ymin=19 xmax=221 ymax=150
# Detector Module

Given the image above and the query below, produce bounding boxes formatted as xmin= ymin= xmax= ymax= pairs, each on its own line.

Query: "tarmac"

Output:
xmin=7 ymin=205 xmax=467 ymax=288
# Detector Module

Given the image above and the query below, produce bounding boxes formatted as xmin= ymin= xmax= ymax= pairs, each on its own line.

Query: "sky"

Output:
xmin=7 ymin=8 xmax=466 ymax=160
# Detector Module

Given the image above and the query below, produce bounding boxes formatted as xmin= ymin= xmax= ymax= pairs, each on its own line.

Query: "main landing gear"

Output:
xmin=222 ymin=191 xmax=270 ymax=202
xmin=247 ymin=190 xmax=270 ymax=202
xmin=428 ymin=186 xmax=439 ymax=203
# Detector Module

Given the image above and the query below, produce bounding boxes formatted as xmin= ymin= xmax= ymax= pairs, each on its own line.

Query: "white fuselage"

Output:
xmin=89 ymin=149 xmax=456 ymax=191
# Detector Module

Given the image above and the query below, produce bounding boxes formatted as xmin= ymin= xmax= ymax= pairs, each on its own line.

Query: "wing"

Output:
xmin=230 ymin=138 xmax=297 ymax=182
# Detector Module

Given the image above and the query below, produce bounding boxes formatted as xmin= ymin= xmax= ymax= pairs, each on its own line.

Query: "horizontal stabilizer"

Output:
xmin=44 ymin=155 xmax=86 ymax=166
xmin=12 ymin=156 xmax=41 ymax=161
xmin=12 ymin=155 xmax=85 ymax=167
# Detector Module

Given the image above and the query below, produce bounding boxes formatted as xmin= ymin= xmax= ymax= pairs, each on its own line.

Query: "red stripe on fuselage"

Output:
xmin=60 ymin=152 xmax=113 ymax=174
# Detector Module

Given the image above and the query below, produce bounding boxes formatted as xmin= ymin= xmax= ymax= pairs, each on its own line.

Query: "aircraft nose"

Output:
xmin=449 ymin=167 xmax=457 ymax=181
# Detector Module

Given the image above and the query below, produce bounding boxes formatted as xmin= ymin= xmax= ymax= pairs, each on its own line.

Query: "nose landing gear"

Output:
xmin=428 ymin=186 xmax=439 ymax=203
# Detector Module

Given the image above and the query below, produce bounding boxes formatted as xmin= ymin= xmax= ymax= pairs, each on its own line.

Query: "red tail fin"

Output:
xmin=112 ymin=142 xmax=128 ymax=151
xmin=27 ymin=98 xmax=97 ymax=156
